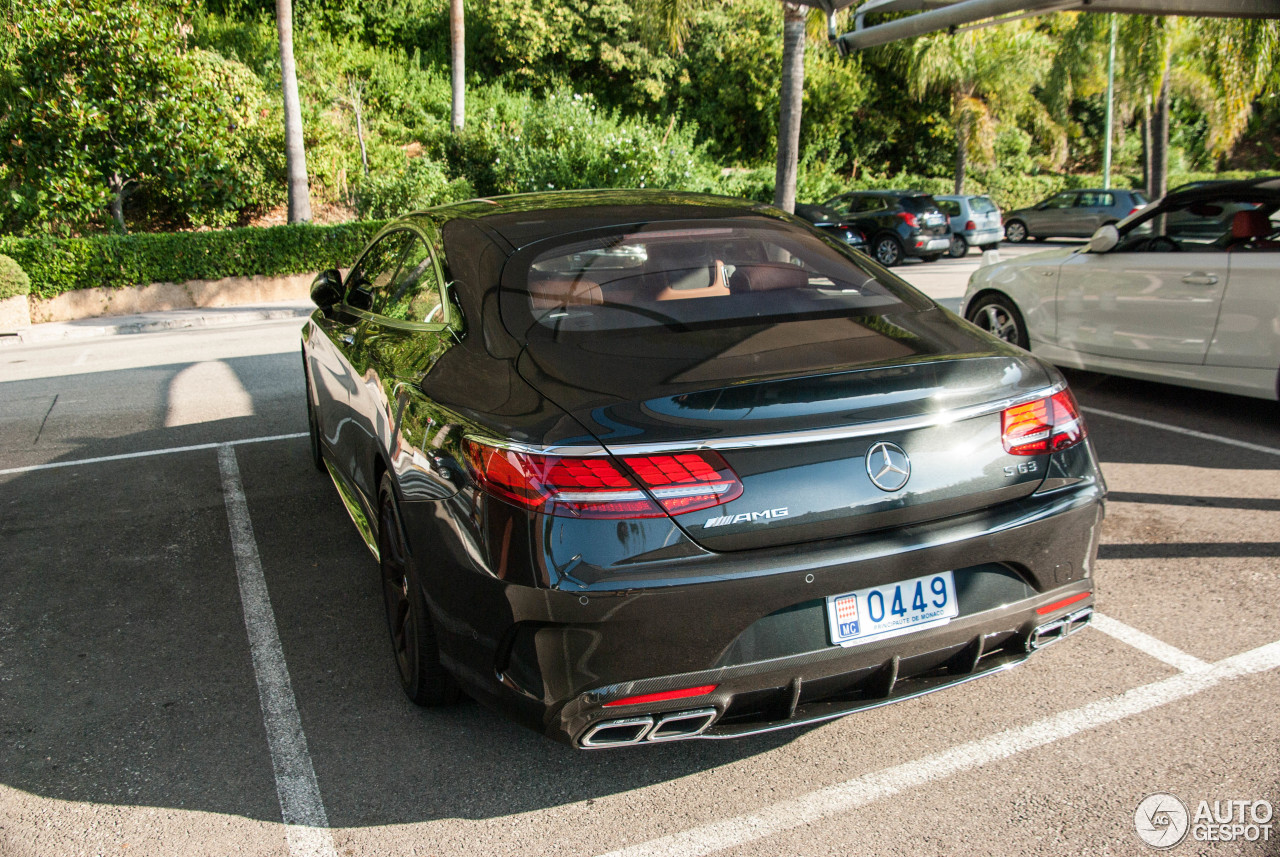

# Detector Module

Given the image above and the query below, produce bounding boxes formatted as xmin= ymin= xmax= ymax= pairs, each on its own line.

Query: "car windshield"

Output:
xmin=970 ymin=197 xmax=998 ymax=214
xmin=501 ymin=220 xmax=919 ymax=338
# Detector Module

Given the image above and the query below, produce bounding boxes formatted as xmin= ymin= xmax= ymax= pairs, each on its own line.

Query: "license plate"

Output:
xmin=825 ymin=571 xmax=959 ymax=647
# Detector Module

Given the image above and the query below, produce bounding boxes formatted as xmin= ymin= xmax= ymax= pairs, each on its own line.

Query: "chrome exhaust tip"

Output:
xmin=580 ymin=716 xmax=654 ymax=748
xmin=1028 ymin=605 xmax=1094 ymax=652
xmin=648 ymin=707 xmax=718 ymax=742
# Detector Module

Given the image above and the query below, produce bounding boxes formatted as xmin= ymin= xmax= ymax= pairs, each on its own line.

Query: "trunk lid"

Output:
xmin=517 ymin=307 xmax=1056 ymax=551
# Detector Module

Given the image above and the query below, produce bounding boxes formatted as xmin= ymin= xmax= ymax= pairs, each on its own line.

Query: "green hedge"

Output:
xmin=0 ymin=221 xmax=386 ymax=300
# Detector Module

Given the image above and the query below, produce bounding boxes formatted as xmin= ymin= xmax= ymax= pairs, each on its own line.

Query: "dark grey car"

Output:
xmin=1004 ymin=188 xmax=1147 ymax=242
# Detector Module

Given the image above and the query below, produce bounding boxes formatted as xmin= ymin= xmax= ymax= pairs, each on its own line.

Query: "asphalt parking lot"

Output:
xmin=2 ymin=250 xmax=1278 ymax=857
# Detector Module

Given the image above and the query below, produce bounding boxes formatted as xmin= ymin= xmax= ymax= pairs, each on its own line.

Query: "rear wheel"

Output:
xmin=979 ymin=242 xmax=999 ymax=252
xmin=873 ymin=234 xmax=904 ymax=267
xmin=947 ymin=234 xmax=968 ymax=258
xmin=1004 ymin=220 xmax=1028 ymax=243
xmin=967 ymin=294 xmax=1030 ymax=350
xmin=302 ymin=351 xmax=325 ymax=473
xmin=378 ymin=474 xmax=461 ymax=707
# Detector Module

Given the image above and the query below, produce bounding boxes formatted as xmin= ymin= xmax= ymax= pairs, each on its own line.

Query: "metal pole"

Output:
xmin=1102 ymin=14 xmax=1117 ymax=189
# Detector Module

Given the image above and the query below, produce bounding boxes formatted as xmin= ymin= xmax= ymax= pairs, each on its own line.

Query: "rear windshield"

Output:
xmin=970 ymin=196 xmax=998 ymax=214
xmin=1132 ymin=191 xmax=1149 ymax=205
xmin=500 ymin=219 xmax=921 ymax=338
xmin=899 ymin=195 xmax=940 ymax=213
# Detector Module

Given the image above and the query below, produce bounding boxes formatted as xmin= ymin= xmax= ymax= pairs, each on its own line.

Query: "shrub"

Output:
xmin=0 ymin=221 xmax=386 ymax=300
xmin=353 ymin=158 xmax=475 ymax=219
xmin=0 ymin=255 xmax=31 ymax=301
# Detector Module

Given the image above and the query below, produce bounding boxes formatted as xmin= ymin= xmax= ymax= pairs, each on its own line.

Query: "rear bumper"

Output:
xmin=410 ymin=477 xmax=1105 ymax=746
xmin=908 ymin=234 xmax=952 ymax=255
xmin=962 ymin=227 xmax=1003 ymax=246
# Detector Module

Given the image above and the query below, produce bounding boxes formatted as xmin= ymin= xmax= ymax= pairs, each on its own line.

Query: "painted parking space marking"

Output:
xmin=218 ymin=445 xmax=336 ymax=857
xmin=1081 ymin=406 xmax=1280 ymax=457
xmin=0 ymin=431 xmax=308 ymax=476
xmin=593 ymin=638 xmax=1280 ymax=857
xmin=1090 ymin=613 xmax=1210 ymax=673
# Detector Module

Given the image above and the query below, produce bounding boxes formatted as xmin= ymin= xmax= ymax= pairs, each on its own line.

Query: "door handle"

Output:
xmin=1181 ymin=273 xmax=1219 ymax=286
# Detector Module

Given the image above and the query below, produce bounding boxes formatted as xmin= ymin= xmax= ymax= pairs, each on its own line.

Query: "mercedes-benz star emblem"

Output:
xmin=865 ymin=441 xmax=911 ymax=492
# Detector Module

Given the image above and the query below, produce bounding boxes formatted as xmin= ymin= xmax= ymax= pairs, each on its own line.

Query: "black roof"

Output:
xmin=402 ymin=189 xmax=780 ymax=250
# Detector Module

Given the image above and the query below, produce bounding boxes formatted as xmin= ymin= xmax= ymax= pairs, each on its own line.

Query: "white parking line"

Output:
xmin=1081 ymin=407 xmax=1280 ymax=457
xmin=594 ymin=638 xmax=1280 ymax=857
xmin=218 ymin=445 xmax=336 ymax=857
xmin=0 ymin=431 xmax=308 ymax=476
xmin=1090 ymin=613 xmax=1209 ymax=673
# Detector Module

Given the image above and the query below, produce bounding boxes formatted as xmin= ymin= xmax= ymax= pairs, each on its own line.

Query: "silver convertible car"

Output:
xmin=964 ymin=177 xmax=1280 ymax=400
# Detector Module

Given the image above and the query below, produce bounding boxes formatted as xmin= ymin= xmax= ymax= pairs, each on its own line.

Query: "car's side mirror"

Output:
xmin=1087 ymin=224 xmax=1120 ymax=254
xmin=310 ymin=269 xmax=343 ymax=307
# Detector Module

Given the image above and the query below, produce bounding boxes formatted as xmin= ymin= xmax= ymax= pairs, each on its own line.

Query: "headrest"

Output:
xmin=528 ymin=276 xmax=603 ymax=310
xmin=728 ymin=262 xmax=809 ymax=293
xmin=1231 ymin=209 xmax=1271 ymax=240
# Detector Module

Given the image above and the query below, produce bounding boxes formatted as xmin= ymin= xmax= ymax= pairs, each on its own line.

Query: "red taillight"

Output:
xmin=1127 ymin=207 xmax=1140 ymax=217
xmin=604 ymin=684 xmax=718 ymax=707
xmin=896 ymin=211 xmax=919 ymax=228
xmin=463 ymin=441 xmax=743 ymax=519
xmin=1001 ymin=389 xmax=1086 ymax=455
xmin=964 ymin=219 xmax=976 ymax=231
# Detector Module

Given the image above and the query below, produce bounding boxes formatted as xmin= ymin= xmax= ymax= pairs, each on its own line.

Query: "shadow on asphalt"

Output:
xmin=0 ymin=352 xmax=799 ymax=829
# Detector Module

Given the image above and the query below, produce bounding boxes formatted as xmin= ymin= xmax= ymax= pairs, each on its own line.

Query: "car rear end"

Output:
xmin=444 ymin=210 xmax=1105 ymax=747
xmin=961 ymin=195 xmax=1003 ymax=248
xmin=898 ymin=194 xmax=952 ymax=258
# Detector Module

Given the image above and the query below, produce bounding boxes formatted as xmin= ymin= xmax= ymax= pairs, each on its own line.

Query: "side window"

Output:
xmin=937 ymin=199 xmax=960 ymax=217
xmin=376 ymin=236 xmax=446 ymax=323
xmin=859 ymin=196 xmax=886 ymax=213
xmin=345 ymin=231 xmax=413 ymax=311
xmin=1045 ymin=193 xmax=1076 ymax=210
xmin=1077 ymin=192 xmax=1114 ymax=208
xmin=826 ymin=195 xmax=855 ymax=216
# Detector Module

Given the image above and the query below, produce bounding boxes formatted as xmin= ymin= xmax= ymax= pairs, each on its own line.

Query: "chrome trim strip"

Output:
xmin=469 ymin=382 xmax=1065 ymax=457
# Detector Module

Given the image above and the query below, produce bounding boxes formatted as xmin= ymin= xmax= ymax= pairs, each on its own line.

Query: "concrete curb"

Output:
xmin=2 ymin=301 xmax=313 ymax=345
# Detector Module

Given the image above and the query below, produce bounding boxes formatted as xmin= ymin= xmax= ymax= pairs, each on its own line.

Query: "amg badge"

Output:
xmin=703 ymin=508 xmax=789 ymax=528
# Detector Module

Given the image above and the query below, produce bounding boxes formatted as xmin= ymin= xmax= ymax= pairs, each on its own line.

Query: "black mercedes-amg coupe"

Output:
xmin=302 ymin=190 xmax=1104 ymax=748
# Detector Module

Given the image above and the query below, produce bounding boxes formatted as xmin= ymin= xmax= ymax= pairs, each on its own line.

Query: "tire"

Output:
xmin=1004 ymin=220 xmax=1029 ymax=243
xmin=947 ymin=234 xmax=968 ymax=258
xmin=980 ymin=242 xmax=999 ymax=252
xmin=966 ymin=293 xmax=1030 ymax=350
xmin=302 ymin=351 xmax=325 ymax=473
xmin=378 ymin=475 xmax=461 ymax=707
xmin=921 ymin=254 xmax=942 ymax=263
xmin=873 ymin=234 xmax=904 ymax=267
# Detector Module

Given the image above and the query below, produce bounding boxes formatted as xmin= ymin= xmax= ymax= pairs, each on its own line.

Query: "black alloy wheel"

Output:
xmin=378 ymin=475 xmax=461 ymax=707
xmin=873 ymin=234 xmax=904 ymax=267
xmin=967 ymin=294 xmax=1030 ymax=350
xmin=947 ymin=234 xmax=968 ymax=258
xmin=1004 ymin=220 xmax=1029 ymax=243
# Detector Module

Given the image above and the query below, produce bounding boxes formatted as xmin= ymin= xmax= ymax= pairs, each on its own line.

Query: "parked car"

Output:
xmin=1003 ymin=188 xmax=1147 ymax=242
xmin=934 ymin=194 xmax=1004 ymax=257
xmin=964 ymin=177 xmax=1280 ymax=400
xmin=794 ymin=202 xmax=868 ymax=253
xmin=819 ymin=190 xmax=952 ymax=266
xmin=304 ymin=189 xmax=1104 ymax=748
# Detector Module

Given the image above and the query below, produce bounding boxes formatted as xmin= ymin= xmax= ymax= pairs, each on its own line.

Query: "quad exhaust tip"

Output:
xmin=579 ymin=707 xmax=718 ymax=748
xmin=1028 ymin=606 xmax=1093 ymax=652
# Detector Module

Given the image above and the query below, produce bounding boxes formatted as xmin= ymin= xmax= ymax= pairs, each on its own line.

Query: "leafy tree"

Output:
xmin=0 ymin=0 xmax=274 ymax=233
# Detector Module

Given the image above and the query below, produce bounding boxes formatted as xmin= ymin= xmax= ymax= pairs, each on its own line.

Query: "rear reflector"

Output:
xmin=604 ymin=684 xmax=718 ymax=708
xmin=1001 ymin=389 xmax=1086 ymax=456
xmin=1036 ymin=591 xmax=1090 ymax=616
xmin=463 ymin=442 xmax=742 ymax=519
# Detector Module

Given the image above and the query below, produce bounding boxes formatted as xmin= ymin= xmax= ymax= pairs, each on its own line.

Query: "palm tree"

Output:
xmin=908 ymin=23 xmax=1055 ymax=195
xmin=450 ymin=0 xmax=465 ymax=132
xmin=774 ymin=3 xmax=807 ymax=213
xmin=276 ymin=0 xmax=311 ymax=222
xmin=638 ymin=0 xmax=810 ymax=213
